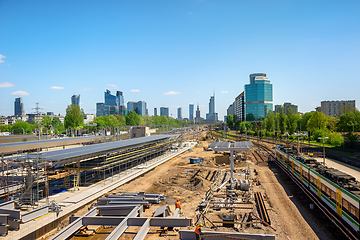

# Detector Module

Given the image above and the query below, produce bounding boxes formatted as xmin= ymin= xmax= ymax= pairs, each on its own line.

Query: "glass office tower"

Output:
xmin=189 ymin=104 xmax=194 ymax=120
xmin=245 ymin=73 xmax=273 ymax=120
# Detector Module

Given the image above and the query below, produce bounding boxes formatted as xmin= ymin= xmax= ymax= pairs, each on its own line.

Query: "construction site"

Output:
xmin=0 ymin=126 xmax=355 ymax=240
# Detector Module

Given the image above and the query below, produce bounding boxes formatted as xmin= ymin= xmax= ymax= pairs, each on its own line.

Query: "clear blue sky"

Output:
xmin=1 ymin=0 xmax=359 ymax=120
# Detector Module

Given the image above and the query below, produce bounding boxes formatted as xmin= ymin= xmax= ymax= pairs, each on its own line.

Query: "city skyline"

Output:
xmin=1 ymin=1 xmax=360 ymax=119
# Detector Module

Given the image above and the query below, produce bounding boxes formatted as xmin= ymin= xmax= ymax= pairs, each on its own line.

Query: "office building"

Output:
xmin=71 ymin=94 xmax=80 ymax=106
xmin=116 ymin=91 xmax=126 ymax=115
xmin=104 ymin=89 xmax=118 ymax=115
xmin=234 ymin=92 xmax=245 ymax=122
xmin=275 ymin=102 xmax=298 ymax=115
xmin=137 ymin=101 xmax=147 ymax=116
xmin=321 ymin=100 xmax=356 ymax=117
xmin=177 ymin=107 xmax=182 ymax=120
xmin=160 ymin=107 xmax=169 ymax=118
xmin=14 ymin=97 xmax=25 ymax=116
xmin=96 ymin=89 xmax=127 ymax=117
xmin=96 ymin=103 xmax=105 ymax=117
xmin=189 ymin=104 xmax=194 ymax=120
xmin=154 ymin=108 xmax=157 ymax=116
xmin=245 ymin=73 xmax=273 ymax=120
xmin=206 ymin=94 xmax=218 ymax=121
xmin=127 ymin=102 xmax=137 ymax=112
xmin=127 ymin=101 xmax=147 ymax=116
xmin=227 ymin=104 xmax=234 ymax=116
xmin=284 ymin=102 xmax=298 ymax=114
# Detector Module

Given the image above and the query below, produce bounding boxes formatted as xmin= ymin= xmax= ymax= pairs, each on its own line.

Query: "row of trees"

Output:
xmin=0 ymin=104 xmax=195 ymax=135
xmin=227 ymin=107 xmax=360 ymax=147
xmin=0 ymin=115 xmax=65 ymax=134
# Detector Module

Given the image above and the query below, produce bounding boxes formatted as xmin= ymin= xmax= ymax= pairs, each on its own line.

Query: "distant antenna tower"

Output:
xmin=32 ymin=102 xmax=43 ymax=116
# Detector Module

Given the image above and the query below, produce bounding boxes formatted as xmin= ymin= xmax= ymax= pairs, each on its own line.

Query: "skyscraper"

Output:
xmin=196 ymin=104 xmax=200 ymax=119
xmin=137 ymin=101 xmax=147 ymax=116
xmin=127 ymin=101 xmax=147 ymax=116
xmin=177 ymin=107 xmax=182 ymax=120
xmin=206 ymin=94 xmax=218 ymax=121
xmin=104 ymin=89 xmax=118 ymax=115
xmin=71 ymin=94 xmax=80 ymax=106
xmin=189 ymin=104 xmax=194 ymax=120
xmin=234 ymin=91 xmax=245 ymax=122
xmin=127 ymin=102 xmax=137 ymax=112
xmin=160 ymin=107 xmax=169 ymax=118
xmin=245 ymin=73 xmax=273 ymax=120
xmin=14 ymin=97 xmax=24 ymax=116
xmin=116 ymin=91 xmax=126 ymax=115
xmin=154 ymin=108 xmax=157 ymax=116
xmin=96 ymin=103 xmax=105 ymax=117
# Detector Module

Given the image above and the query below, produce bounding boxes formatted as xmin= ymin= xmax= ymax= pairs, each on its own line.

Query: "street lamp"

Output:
xmin=318 ymin=137 xmax=329 ymax=166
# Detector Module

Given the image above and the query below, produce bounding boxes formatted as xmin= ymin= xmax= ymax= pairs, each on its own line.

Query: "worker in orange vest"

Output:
xmin=195 ymin=223 xmax=202 ymax=240
xmin=175 ymin=199 xmax=182 ymax=214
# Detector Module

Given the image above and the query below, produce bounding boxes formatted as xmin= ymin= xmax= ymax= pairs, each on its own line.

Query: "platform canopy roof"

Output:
xmin=27 ymin=134 xmax=178 ymax=167
xmin=208 ymin=141 xmax=254 ymax=151
xmin=0 ymin=136 xmax=110 ymax=155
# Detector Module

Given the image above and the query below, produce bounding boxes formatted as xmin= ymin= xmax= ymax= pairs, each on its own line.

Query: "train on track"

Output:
xmin=274 ymin=145 xmax=360 ymax=238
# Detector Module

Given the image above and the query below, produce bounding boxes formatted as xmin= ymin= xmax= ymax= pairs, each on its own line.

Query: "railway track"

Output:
xmin=212 ymin=130 xmax=357 ymax=239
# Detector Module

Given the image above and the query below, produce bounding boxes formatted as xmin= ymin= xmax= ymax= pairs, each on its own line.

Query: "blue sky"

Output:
xmin=1 ymin=0 xmax=359 ymax=120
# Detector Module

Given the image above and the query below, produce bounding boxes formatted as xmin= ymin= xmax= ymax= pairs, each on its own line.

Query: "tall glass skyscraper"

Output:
xmin=177 ymin=107 xmax=182 ymax=120
xmin=127 ymin=101 xmax=147 ymax=116
xmin=14 ymin=97 xmax=24 ymax=116
xmin=189 ymin=104 xmax=194 ymax=120
xmin=154 ymin=108 xmax=157 ymax=116
xmin=245 ymin=73 xmax=273 ymax=120
xmin=71 ymin=94 xmax=80 ymax=106
xmin=137 ymin=101 xmax=147 ymax=116
xmin=206 ymin=95 xmax=218 ymax=121
xmin=160 ymin=107 xmax=169 ymax=118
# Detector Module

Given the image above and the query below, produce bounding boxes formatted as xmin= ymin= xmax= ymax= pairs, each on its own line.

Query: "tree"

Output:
xmin=52 ymin=117 xmax=64 ymax=134
xmin=307 ymin=111 xmax=327 ymax=132
xmin=246 ymin=113 xmax=255 ymax=121
xmin=0 ymin=124 xmax=12 ymax=132
xmin=265 ymin=111 xmax=276 ymax=132
xmin=300 ymin=112 xmax=314 ymax=131
xmin=226 ymin=115 xmax=234 ymax=129
xmin=278 ymin=106 xmax=287 ymax=134
xmin=12 ymin=121 xmax=32 ymax=134
xmin=337 ymin=110 xmax=360 ymax=133
xmin=116 ymin=115 xmax=126 ymax=126
xmin=125 ymin=111 xmax=141 ymax=126
xmin=326 ymin=116 xmax=339 ymax=132
xmin=286 ymin=109 xmax=299 ymax=134
xmin=108 ymin=115 xmax=121 ymax=128
xmin=64 ymin=104 xmax=85 ymax=129
xmin=159 ymin=115 xmax=168 ymax=125
xmin=41 ymin=115 xmax=53 ymax=130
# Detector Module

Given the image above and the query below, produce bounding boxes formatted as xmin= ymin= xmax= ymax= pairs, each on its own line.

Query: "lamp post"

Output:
xmin=318 ymin=137 xmax=329 ymax=166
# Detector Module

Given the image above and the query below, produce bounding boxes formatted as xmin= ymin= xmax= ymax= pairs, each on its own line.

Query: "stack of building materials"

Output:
xmin=0 ymin=201 xmax=20 ymax=235
xmin=50 ymin=192 xmax=191 ymax=240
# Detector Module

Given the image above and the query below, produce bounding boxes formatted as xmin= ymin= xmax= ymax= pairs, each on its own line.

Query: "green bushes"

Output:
xmin=326 ymin=132 xmax=344 ymax=147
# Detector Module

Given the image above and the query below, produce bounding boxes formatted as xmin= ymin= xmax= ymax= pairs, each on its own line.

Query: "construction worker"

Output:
xmin=175 ymin=199 xmax=182 ymax=214
xmin=195 ymin=223 xmax=202 ymax=240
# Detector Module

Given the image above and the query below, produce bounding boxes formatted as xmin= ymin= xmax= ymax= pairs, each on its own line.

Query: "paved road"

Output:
xmin=315 ymin=157 xmax=360 ymax=181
